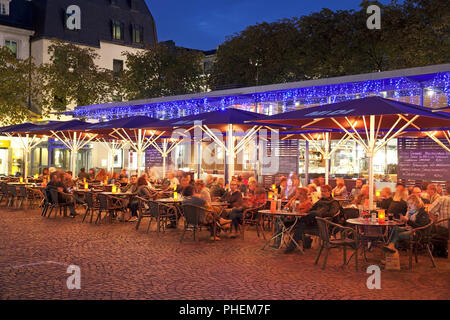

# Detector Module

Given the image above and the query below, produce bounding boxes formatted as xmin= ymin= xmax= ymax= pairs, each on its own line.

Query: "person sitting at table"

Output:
xmin=237 ymin=175 xmax=247 ymax=195
xmin=276 ymin=176 xmax=287 ymax=198
xmin=211 ymin=178 xmax=226 ymax=199
xmin=78 ymin=168 xmax=89 ymax=181
xmin=229 ymin=180 xmax=266 ymax=237
xmin=285 ymin=185 xmax=340 ymax=253
xmin=272 ymin=187 xmax=312 ymax=248
xmin=46 ymin=172 xmax=77 ymax=217
xmin=377 ymin=187 xmax=393 ymax=210
xmin=221 ymin=180 xmax=244 ymax=210
xmin=287 ymin=178 xmax=301 ymax=200
xmin=194 ymin=180 xmax=212 ymax=206
xmin=166 ymin=171 xmax=180 ymax=189
xmin=95 ymin=169 xmax=107 ymax=183
xmin=349 ymin=179 xmax=363 ymax=201
xmin=183 ymin=185 xmax=231 ymax=241
xmin=63 ymin=171 xmax=75 ymax=189
xmin=205 ymin=175 xmax=215 ymax=189
xmin=307 ymin=184 xmax=320 ymax=204
xmin=128 ymin=176 xmax=154 ymax=222
xmin=412 ymin=186 xmax=430 ymax=204
xmin=353 ymin=184 xmax=370 ymax=207
xmin=387 ymin=184 xmax=408 ymax=219
xmin=332 ymin=178 xmax=348 ymax=198
xmin=429 ymin=183 xmax=450 ymax=241
xmin=119 ymin=169 xmax=128 ymax=180
xmin=427 ymin=184 xmax=441 ymax=205
xmin=123 ymin=175 xmax=138 ymax=193
xmin=88 ymin=168 xmax=96 ymax=182
xmin=383 ymin=194 xmax=431 ymax=254
xmin=176 ymin=176 xmax=191 ymax=196
xmin=39 ymin=168 xmax=50 ymax=180
xmin=108 ymin=172 xmax=120 ymax=185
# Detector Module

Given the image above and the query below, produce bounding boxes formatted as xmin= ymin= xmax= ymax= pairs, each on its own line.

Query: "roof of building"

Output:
xmin=0 ymin=0 xmax=34 ymax=31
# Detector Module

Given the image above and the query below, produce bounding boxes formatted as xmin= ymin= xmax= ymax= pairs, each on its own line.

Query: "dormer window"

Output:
xmin=0 ymin=0 xmax=11 ymax=16
xmin=130 ymin=0 xmax=136 ymax=10
xmin=132 ymin=25 xmax=143 ymax=43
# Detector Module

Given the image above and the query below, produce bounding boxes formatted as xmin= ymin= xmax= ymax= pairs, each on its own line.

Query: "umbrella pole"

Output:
xmin=226 ymin=124 xmax=234 ymax=184
xmin=368 ymin=115 xmax=375 ymax=211
xmin=71 ymin=132 xmax=77 ymax=177
xmin=24 ymin=134 xmax=29 ymax=183
xmin=137 ymin=150 xmax=142 ymax=177
xmin=324 ymin=132 xmax=330 ymax=185
xmin=110 ymin=148 xmax=115 ymax=174
xmin=162 ymin=138 xmax=168 ymax=179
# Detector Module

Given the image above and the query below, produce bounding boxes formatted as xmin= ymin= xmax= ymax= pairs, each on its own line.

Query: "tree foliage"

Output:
xmin=0 ymin=47 xmax=40 ymax=125
xmin=40 ymin=40 xmax=114 ymax=115
xmin=210 ymin=0 xmax=450 ymax=89
xmin=119 ymin=43 xmax=205 ymax=100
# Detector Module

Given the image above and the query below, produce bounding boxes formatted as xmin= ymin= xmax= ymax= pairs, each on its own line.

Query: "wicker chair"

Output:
xmin=315 ymin=217 xmax=359 ymax=270
xmin=405 ymin=221 xmax=435 ymax=269
xmin=135 ymin=197 xmax=177 ymax=234
xmin=180 ymin=203 xmax=215 ymax=242
xmin=241 ymin=203 xmax=267 ymax=240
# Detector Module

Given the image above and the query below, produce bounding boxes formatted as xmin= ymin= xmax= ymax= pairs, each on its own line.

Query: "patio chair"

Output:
xmin=47 ymin=189 xmax=72 ymax=218
xmin=136 ymin=197 xmax=177 ymax=234
xmin=241 ymin=203 xmax=267 ymax=240
xmin=41 ymin=188 xmax=51 ymax=217
xmin=404 ymin=221 xmax=435 ymax=269
xmin=315 ymin=217 xmax=359 ymax=270
xmin=7 ymin=185 xmax=18 ymax=207
xmin=95 ymin=193 xmax=126 ymax=224
xmin=18 ymin=185 xmax=28 ymax=208
xmin=81 ymin=192 xmax=99 ymax=223
xmin=180 ymin=204 xmax=216 ymax=242
xmin=26 ymin=187 xmax=44 ymax=209
xmin=0 ymin=182 xmax=9 ymax=205
xmin=431 ymin=218 xmax=449 ymax=258
xmin=302 ymin=210 xmax=341 ymax=245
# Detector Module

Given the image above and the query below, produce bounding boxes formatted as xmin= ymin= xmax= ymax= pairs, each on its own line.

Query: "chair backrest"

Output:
xmin=7 ymin=185 xmax=17 ymax=196
xmin=49 ymin=189 xmax=60 ymax=205
xmin=97 ymin=194 xmax=108 ymax=210
xmin=343 ymin=208 xmax=360 ymax=219
xmin=20 ymin=186 xmax=27 ymax=198
xmin=316 ymin=217 xmax=331 ymax=243
xmin=182 ymin=204 xmax=203 ymax=226
xmin=1 ymin=183 xmax=7 ymax=194
xmin=85 ymin=192 xmax=94 ymax=208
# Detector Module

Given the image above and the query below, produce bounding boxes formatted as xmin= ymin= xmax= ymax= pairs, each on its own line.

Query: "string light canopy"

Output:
xmin=66 ymin=72 xmax=449 ymax=121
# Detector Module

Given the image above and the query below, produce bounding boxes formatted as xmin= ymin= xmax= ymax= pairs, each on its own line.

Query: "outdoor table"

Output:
xmin=211 ymin=201 xmax=228 ymax=207
xmin=157 ymin=198 xmax=184 ymax=203
xmin=347 ymin=217 xmax=405 ymax=247
xmin=259 ymin=210 xmax=308 ymax=253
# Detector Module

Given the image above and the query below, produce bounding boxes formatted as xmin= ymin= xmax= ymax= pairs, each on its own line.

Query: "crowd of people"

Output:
xmin=36 ymin=167 xmax=449 ymax=252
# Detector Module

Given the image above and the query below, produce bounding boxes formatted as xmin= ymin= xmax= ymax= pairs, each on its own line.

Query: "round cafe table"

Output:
xmin=346 ymin=217 xmax=405 ymax=246
xmin=259 ymin=210 xmax=308 ymax=253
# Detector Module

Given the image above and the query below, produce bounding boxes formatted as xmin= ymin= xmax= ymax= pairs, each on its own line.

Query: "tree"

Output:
xmin=119 ymin=43 xmax=205 ymax=100
xmin=40 ymin=40 xmax=114 ymax=115
xmin=209 ymin=0 xmax=450 ymax=88
xmin=0 ymin=47 xmax=40 ymax=125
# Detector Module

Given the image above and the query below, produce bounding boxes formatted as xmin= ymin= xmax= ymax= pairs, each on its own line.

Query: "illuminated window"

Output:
xmin=0 ymin=0 xmax=10 ymax=16
xmin=112 ymin=21 xmax=124 ymax=40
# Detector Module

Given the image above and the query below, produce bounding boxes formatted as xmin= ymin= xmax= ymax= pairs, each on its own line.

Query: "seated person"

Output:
xmin=177 ymin=176 xmax=191 ymax=196
xmin=88 ymin=168 xmax=96 ymax=182
xmin=210 ymin=178 xmax=226 ymax=199
xmin=429 ymin=183 xmax=450 ymax=238
xmin=128 ymin=176 xmax=153 ymax=221
xmin=166 ymin=171 xmax=180 ymax=189
xmin=307 ymin=184 xmax=320 ymax=204
xmin=377 ymin=187 xmax=393 ymax=210
xmin=77 ymin=168 xmax=89 ymax=181
xmin=332 ymin=178 xmax=348 ymax=198
xmin=349 ymin=179 xmax=363 ymax=202
xmin=287 ymin=178 xmax=301 ymax=200
xmin=387 ymin=184 xmax=408 ymax=219
xmin=46 ymin=172 xmax=76 ymax=217
xmin=276 ymin=176 xmax=288 ymax=199
xmin=272 ymin=187 xmax=312 ymax=248
xmin=220 ymin=180 xmax=243 ymax=209
xmin=229 ymin=180 xmax=266 ymax=237
xmin=183 ymin=185 xmax=231 ymax=241
xmin=119 ymin=169 xmax=128 ymax=180
xmin=383 ymin=195 xmax=431 ymax=253
xmin=108 ymin=172 xmax=120 ymax=185
xmin=353 ymin=184 xmax=370 ymax=207
xmin=123 ymin=175 xmax=138 ymax=193
xmin=427 ymin=184 xmax=441 ymax=205
xmin=412 ymin=186 xmax=430 ymax=204
xmin=285 ymin=185 xmax=340 ymax=253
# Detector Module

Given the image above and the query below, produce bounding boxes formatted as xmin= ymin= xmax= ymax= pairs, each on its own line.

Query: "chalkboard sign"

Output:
xmin=145 ymin=144 xmax=172 ymax=168
xmin=398 ymin=138 xmax=450 ymax=182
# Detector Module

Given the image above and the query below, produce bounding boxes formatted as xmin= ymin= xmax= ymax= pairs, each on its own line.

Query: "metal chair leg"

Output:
xmin=315 ymin=245 xmax=323 ymax=265
xmin=426 ymin=244 xmax=436 ymax=268
xmin=322 ymin=248 xmax=329 ymax=269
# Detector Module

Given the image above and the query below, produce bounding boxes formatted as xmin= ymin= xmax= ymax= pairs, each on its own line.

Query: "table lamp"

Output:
xmin=34 ymin=174 xmax=39 ymax=179
xmin=268 ymin=192 xmax=273 ymax=200
xmin=84 ymin=182 xmax=88 ymax=191
xmin=378 ymin=209 xmax=386 ymax=224
xmin=112 ymin=185 xmax=117 ymax=194
xmin=19 ymin=177 xmax=23 ymax=183
xmin=173 ymin=192 xmax=178 ymax=201
xmin=376 ymin=190 xmax=381 ymax=197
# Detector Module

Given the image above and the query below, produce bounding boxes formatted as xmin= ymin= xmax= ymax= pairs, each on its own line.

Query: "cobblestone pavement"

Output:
xmin=0 ymin=207 xmax=449 ymax=300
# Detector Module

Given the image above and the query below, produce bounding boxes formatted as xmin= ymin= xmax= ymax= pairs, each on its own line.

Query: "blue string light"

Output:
xmin=69 ymin=72 xmax=449 ymax=120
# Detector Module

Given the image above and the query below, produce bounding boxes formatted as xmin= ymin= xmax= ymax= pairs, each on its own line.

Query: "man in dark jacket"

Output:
xmin=46 ymin=172 xmax=76 ymax=217
xmin=285 ymin=185 xmax=340 ymax=253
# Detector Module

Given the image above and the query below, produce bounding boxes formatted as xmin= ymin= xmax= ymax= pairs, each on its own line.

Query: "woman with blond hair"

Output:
xmin=383 ymin=194 xmax=430 ymax=253
xmin=307 ymin=184 xmax=320 ymax=204
xmin=387 ymin=184 xmax=408 ymax=219
xmin=332 ymin=178 xmax=348 ymax=198
xmin=95 ymin=169 xmax=107 ymax=182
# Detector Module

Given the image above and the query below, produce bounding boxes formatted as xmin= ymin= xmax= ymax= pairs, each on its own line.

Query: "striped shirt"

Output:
xmin=429 ymin=195 xmax=450 ymax=228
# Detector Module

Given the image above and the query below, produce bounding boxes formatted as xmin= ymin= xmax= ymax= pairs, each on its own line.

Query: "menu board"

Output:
xmin=397 ymin=138 xmax=450 ymax=182
xmin=145 ymin=144 xmax=172 ymax=168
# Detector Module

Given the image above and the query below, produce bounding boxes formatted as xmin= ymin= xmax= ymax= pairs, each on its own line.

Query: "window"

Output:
xmin=112 ymin=21 xmax=124 ymax=40
xmin=0 ymin=0 xmax=10 ymax=16
xmin=132 ymin=25 xmax=143 ymax=43
xmin=110 ymin=0 xmax=118 ymax=5
xmin=5 ymin=40 xmax=17 ymax=57
xmin=113 ymin=59 xmax=123 ymax=74
xmin=130 ymin=0 xmax=136 ymax=10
